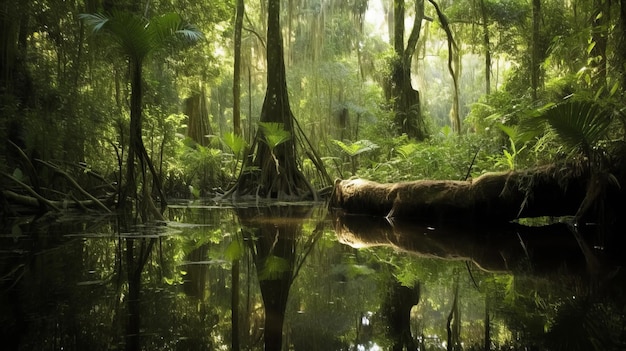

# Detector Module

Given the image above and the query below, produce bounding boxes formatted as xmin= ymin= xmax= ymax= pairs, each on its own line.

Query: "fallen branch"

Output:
xmin=2 ymin=189 xmax=111 ymax=212
xmin=1 ymin=172 xmax=60 ymax=211
xmin=35 ymin=159 xmax=112 ymax=213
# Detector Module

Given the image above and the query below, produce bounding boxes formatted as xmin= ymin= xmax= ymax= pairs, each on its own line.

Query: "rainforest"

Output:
xmin=1 ymin=0 xmax=626 ymax=350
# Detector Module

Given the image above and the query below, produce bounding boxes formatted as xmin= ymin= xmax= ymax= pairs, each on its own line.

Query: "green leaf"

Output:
xmin=259 ymin=122 xmax=291 ymax=150
xmin=540 ymin=100 xmax=611 ymax=157
xmin=332 ymin=139 xmax=379 ymax=157
xmin=396 ymin=143 xmax=420 ymax=159
xmin=221 ymin=132 xmax=247 ymax=155
xmin=258 ymin=255 xmax=291 ymax=281
xmin=80 ymin=10 xmax=202 ymax=63
xmin=224 ymin=239 xmax=243 ymax=261
xmin=609 ymin=81 xmax=620 ymax=97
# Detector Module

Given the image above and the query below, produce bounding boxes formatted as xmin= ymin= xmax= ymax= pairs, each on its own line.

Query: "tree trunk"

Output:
xmin=120 ymin=59 xmax=144 ymax=218
xmin=237 ymin=206 xmax=311 ymax=351
xmin=429 ymin=0 xmax=460 ymax=133
xmin=329 ymin=166 xmax=593 ymax=225
xmin=446 ymin=281 xmax=460 ymax=351
xmin=531 ymin=0 xmax=541 ymax=100
xmin=333 ymin=213 xmax=587 ymax=275
xmin=233 ymin=0 xmax=244 ymax=136
xmin=391 ymin=0 xmax=426 ymax=141
xmin=383 ymin=280 xmax=420 ymax=350
xmin=120 ymin=59 xmax=166 ymax=222
xmin=184 ymin=88 xmax=212 ymax=146
xmin=479 ymin=0 xmax=491 ymax=95
xmin=231 ymin=259 xmax=240 ymax=351
xmin=230 ymin=0 xmax=314 ymax=200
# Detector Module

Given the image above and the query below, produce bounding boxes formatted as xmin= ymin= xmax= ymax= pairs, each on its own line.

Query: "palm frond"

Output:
xmin=259 ymin=122 xmax=291 ymax=150
xmin=148 ymin=13 xmax=203 ymax=48
xmin=81 ymin=11 xmax=202 ymax=63
xmin=81 ymin=11 xmax=151 ymax=61
xmin=540 ymin=100 xmax=611 ymax=157
xmin=78 ymin=13 xmax=110 ymax=33
xmin=221 ymin=132 xmax=247 ymax=155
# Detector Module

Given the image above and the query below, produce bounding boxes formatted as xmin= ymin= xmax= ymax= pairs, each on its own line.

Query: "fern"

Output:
xmin=332 ymin=139 xmax=379 ymax=157
xmin=396 ymin=142 xmax=420 ymax=159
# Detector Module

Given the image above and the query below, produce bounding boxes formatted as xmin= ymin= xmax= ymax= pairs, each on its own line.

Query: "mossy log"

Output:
xmin=329 ymin=166 xmax=592 ymax=225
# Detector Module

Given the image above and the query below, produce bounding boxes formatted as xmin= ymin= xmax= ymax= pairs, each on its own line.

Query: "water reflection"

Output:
xmin=1 ymin=206 xmax=625 ymax=350
xmin=236 ymin=205 xmax=322 ymax=350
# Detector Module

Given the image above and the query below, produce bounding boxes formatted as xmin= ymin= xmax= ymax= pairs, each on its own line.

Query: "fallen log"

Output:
xmin=328 ymin=166 xmax=593 ymax=225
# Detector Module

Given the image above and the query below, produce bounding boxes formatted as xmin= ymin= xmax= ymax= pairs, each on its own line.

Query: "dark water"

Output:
xmin=1 ymin=202 xmax=625 ymax=350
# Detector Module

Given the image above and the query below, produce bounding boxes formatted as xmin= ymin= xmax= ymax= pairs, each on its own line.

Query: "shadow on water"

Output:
xmin=1 ymin=205 xmax=626 ymax=350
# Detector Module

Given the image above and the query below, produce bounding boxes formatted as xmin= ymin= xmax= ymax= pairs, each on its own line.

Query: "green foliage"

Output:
xmin=356 ymin=132 xmax=498 ymax=182
xmin=539 ymin=100 xmax=612 ymax=160
xmin=176 ymin=140 xmax=227 ymax=196
xmin=494 ymin=124 xmax=528 ymax=170
xmin=258 ymin=255 xmax=291 ymax=281
xmin=80 ymin=11 xmax=203 ymax=64
xmin=332 ymin=139 xmax=379 ymax=157
xmin=221 ymin=131 xmax=248 ymax=175
xmin=221 ymin=132 xmax=247 ymax=156
xmin=224 ymin=238 xmax=244 ymax=261
xmin=259 ymin=122 xmax=291 ymax=150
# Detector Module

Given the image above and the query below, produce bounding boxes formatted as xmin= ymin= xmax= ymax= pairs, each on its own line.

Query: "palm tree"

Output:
xmin=539 ymin=99 xmax=614 ymax=220
xmin=80 ymin=11 xmax=202 ymax=221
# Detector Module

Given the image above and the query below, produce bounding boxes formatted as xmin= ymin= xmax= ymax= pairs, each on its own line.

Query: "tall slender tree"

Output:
xmin=479 ymin=0 xmax=491 ymax=95
xmin=391 ymin=0 xmax=427 ymax=140
xmin=81 ymin=11 xmax=202 ymax=221
xmin=531 ymin=0 xmax=541 ymax=100
xmin=428 ymin=0 xmax=460 ymax=134
xmin=233 ymin=0 xmax=244 ymax=137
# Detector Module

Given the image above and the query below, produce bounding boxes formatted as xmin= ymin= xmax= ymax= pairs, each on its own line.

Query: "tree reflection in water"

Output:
xmin=236 ymin=205 xmax=322 ymax=351
xmin=1 ymin=206 xmax=626 ymax=349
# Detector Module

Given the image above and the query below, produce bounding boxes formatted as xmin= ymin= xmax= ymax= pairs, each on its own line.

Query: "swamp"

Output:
xmin=2 ymin=0 xmax=626 ymax=350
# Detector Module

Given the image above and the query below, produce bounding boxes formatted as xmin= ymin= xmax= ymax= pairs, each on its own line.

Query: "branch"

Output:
xmin=404 ymin=0 xmax=425 ymax=64
xmin=1 ymin=173 xmax=60 ymax=211
xmin=243 ymin=26 xmax=266 ymax=50
xmin=35 ymin=159 xmax=112 ymax=213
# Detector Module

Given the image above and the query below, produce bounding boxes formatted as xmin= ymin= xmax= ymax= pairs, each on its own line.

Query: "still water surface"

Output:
xmin=1 ymin=202 xmax=623 ymax=350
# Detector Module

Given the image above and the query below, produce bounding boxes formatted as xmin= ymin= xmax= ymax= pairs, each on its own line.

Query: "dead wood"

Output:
xmin=329 ymin=166 xmax=590 ymax=225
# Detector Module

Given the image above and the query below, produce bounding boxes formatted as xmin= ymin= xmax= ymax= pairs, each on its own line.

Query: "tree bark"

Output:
xmin=429 ymin=0 xmax=460 ymax=133
xmin=230 ymin=0 xmax=314 ymax=200
xmin=233 ymin=0 xmax=244 ymax=136
xmin=184 ymin=88 xmax=212 ymax=146
xmin=231 ymin=259 xmax=240 ymax=351
xmin=329 ymin=166 xmax=592 ymax=225
xmin=531 ymin=0 xmax=541 ymax=100
xmin=479 ymin=0 xmax=491 ymax=95
xmin=391 ymin=0 xmax=426 ymax=140
xmin=236 ymin=206 xmax=312 ymax=351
